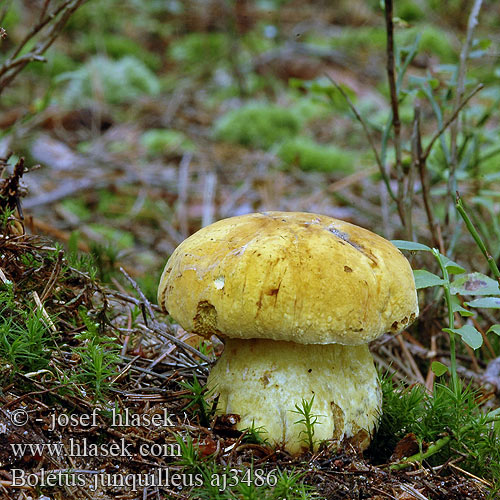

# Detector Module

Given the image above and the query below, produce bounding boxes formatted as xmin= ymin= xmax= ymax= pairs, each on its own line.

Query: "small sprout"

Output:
xmin=291 ymin=395 xmax=323 ymax=453
xmin=273 ymin=469 xmax=317 ymax=499
xmin=174 ymin=433 xmax=200 ymax=471
xmin=241 ymin=420 xmax=269 ymax=445
xmin=178 ymin=374 xmax=215 ymax=427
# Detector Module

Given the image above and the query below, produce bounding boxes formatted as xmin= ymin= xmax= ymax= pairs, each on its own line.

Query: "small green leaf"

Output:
xmin=450 ymin=296 xmax=474 ymax=317
xmin=475 ymin=38 xmax=492 ymax=50
xmin=466 ymin=297 xmax=500 ymax=309
xmin=487 ymin=325 xmax=500 ymax=336
xmin=451 ymin=273 xmax=500 ymax=296
xmin=413 ymin=269 xmax=446 ymax=289
xmin=431 ymin=361 xmax=448 ymax=377
xmin=440 ymin=255 xmax=466 ymax=275
xmin=391 ymin=240 xmax=431 ymax=251
xmin=443 ymin=325 xmax=483 ymax=349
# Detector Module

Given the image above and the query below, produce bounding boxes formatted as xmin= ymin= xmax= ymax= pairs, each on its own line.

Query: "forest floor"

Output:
xmin=1 ymin=0 xmax=500 ymax=498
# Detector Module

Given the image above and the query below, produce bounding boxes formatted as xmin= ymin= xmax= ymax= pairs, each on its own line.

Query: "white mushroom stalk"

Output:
xmin=208 ymin=338 xmax=380 ymax=454
xmin=158 ymin=211 xmax=418 ymax=454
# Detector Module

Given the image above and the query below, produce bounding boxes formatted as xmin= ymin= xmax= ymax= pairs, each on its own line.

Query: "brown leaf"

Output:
xmin=390 ymin=433 xmax=423 ymax=462
xmin=194 ymin=437 xmax=218 ymax=456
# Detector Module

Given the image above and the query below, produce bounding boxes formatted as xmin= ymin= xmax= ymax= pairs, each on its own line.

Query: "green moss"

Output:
xmin=56 ymin=55 xmax=160 ymax=106
xmin=0 ymin=284 xmax=53 ymax=373
xmin=88 ymin=224 xmax=134 ymax=249
xmin=329 ymin=26 xmax=386 ymax=53
xmin=240 ymin=29 xmax=275 ymax=55
xmin=95 ymin=188 xmax=129 ymax=216
xmin=277 ymin=137 xmax=356 ymax=173
xmin=395 ymin=0 xmax=425 ymax=22
xmin=140 ymin=129 xmax=195 ymax=157
xmin=77 ymin=34 xmax=161 ymax=70
xmin=330 ymin=24 xmax=456 ymax=62
xmin=169 ymin=32 xmax=231 ymax=68
xmin=214 ymin=104 xmax=301 ymax=150
xmin=30 ymin=50 xmax=78 ymax=77
xmin=66 ymin=0 xmax=126 ymax=32
xmin=60 ymin=199 xmax=92 ymax=221
xmin=289 ymin=97 xmax=330 ymax=122
xmin=479 ymin=150 xmax=500 ymax=174
xmin=397 ymin=25 xmax=457 ymax=62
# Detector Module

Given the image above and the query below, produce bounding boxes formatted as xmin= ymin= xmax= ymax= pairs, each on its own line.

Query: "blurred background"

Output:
xmin=1 ymin=0 xmax=500 ymax=301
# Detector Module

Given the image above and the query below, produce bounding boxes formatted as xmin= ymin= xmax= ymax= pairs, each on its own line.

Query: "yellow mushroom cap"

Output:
xmin=158 ymin=211 xmax=418 ymax=345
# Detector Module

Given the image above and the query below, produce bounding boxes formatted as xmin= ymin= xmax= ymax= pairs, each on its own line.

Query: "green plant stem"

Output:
xmin=390 ymin=415 xmax=500 ymax=471
xmin=456 ymin=194 xmax=500 ymax=283
xmin=292 ymin=395 xmax=320 ymax=452
xmin=389 ymin=435 xmax=451 ymax=471
xmin=432 ymin=249 xmax=458 ymax=393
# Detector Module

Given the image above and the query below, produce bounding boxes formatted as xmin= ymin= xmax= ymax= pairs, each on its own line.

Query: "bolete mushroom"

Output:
xmin=158 ymin=211 xmax=418 ymax=454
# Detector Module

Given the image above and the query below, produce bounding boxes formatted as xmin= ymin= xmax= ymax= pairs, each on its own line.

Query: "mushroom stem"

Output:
xmin=207 ymin=338 xmax=381 ymax=454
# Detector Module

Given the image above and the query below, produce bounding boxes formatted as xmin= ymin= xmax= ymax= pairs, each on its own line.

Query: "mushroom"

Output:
xmin=157 ymin=211 xmax=418 ymax=454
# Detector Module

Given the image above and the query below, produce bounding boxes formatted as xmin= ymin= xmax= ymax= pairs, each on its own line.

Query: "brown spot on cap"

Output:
xmin=344 ymin=266 xmax=353 ymax=273
xmin=260 ymin=372 xmax=271 ymax=387
xmin=193 ymin=301 xmax=221 ymax=336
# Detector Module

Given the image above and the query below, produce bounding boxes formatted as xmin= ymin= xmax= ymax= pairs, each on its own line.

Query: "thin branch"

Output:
xmin=422 ymin=84 xmax=484 ymax=162
xmin=1 ymin=53 xmax=47 ymax=71
xmin=40 ymin=249 xmax=64 ymax=302
xmin=413 ymin=103 xmax=443 ymax=251
xmin=138 ymin=323 xmax=213 ymax=367
xmin=0 ymin=0 xmax=87 ymax=96
xmin=105 ymin=289 xmax=163 ymax=313
xmin=326 ymin=76 xmax=396 ymax=203
xmin=5 ymin=0 xmax=73 ymax=64
xmin=448 ymin=0 xmax=483 ymax=204
xmin=119 ymin=266 xmax=157 ymax=324
xmin=384 ymin=0 xmax=405 ymax=223
xmin=39 ymin=0 xmax=51 ymax=23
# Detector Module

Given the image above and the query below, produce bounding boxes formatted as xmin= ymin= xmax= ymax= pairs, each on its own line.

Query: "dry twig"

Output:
xmin=384 ymin=0 xmax=405 ymax=226
xmin=0 ymin=0 xmax=88 ymax=96
xmin=413 ymin=104 xmax=443 ymax=251
xmin=326 ymin=76 xmax=396 ymax=204
xmin=448 ymin=0 xmax=483 ymax=211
